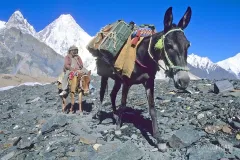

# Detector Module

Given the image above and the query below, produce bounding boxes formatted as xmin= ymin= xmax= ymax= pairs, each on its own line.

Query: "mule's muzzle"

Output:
xmin=173 ymin=71 xmax=190 ymax=90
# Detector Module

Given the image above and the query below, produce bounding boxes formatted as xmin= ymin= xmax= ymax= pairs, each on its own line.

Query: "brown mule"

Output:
xmin=58 ymin=70 xmax=91 ymax=113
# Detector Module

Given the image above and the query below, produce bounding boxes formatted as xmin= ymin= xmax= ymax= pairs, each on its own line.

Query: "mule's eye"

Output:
xmin=187 ymin=42 xmax=191 ymax=48
xmin=166 ymin=43 xmax=173 ymax=49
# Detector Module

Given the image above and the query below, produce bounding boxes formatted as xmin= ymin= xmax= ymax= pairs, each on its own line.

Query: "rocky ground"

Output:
xmin=0 ymin=76 xmax=240 ymax=160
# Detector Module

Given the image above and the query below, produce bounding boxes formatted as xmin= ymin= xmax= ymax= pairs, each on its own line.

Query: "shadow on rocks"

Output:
xmin=94 ymin=106 xmax=156 ymax=146
xmin=120 ymin=107 xmax=156 ymax=146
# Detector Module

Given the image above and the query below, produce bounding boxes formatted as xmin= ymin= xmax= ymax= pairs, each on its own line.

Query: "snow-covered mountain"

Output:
xmin=187 ymin=54 xmax=238 ymax=80
xmin=0 ymin=10 xmax=239 ymax=80
xmin=187 ymin=53 xmax=218 ymax=74
xmin=5 ymin=11 xmax=36 ymax=37
xmin=0 ymin=21 xmax=6 ymax=29
xmin=37 ymin=14 xmax=96 ymax=74
xmin=217 ymin=53 xmax=240 ymax=79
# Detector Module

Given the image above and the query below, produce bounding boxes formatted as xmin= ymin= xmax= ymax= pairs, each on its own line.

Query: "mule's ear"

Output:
xmin=177 ymin=7 xmax=192 ymax=30
xmin=88 ymin=70 xmax=91 ymax=75
xmin=164 ymin=7 xmax=173 ymax=31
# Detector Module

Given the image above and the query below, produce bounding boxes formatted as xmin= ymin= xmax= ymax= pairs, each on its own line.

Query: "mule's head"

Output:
xmin=156 ymin=7 xmax=192 ymax=90
xmin=79 ymin=70 xmax=91 ymax=96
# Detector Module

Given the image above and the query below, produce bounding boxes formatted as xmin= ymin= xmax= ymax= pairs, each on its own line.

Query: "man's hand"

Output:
xmin=73 ymin=67 xmax=79 ymax=71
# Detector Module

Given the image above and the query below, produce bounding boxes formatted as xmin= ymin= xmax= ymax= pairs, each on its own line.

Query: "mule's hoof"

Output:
xmin=113 ymin=114 xmax=119 ymax=121
xmin=115 ymin=130 xmax=122 ymax=136
xmin=157 ymin=143 xmax=167 ymax=152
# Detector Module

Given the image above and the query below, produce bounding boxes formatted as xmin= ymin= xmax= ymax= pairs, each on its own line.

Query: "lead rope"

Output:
xmin=147 ymin=36 xmax=168 ymax=71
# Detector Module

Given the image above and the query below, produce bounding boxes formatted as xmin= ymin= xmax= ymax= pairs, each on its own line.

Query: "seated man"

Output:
xmin=59 ymin=45 xmax=84 ymax=96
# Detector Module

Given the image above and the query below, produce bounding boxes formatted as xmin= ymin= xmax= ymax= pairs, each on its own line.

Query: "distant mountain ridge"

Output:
xmin=0 ymin=11 xmax=64 ymax=77
xmin=187 ymin=54 xmax=238 ymax=80
xmin=0 ymin=10 xmax=239 ymax=80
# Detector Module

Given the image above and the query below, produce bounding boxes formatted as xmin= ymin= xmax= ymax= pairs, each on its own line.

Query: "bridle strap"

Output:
xmin=148 ymin=28 xmax=190 ymax=72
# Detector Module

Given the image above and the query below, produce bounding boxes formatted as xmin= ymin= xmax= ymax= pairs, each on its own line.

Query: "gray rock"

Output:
xmin=168 ymin=126 xmax=206 ymax=149
xmin=217 ymin=138 xmax=233 ymax=152
xmin=79 ymin=133 xmax=99 ymax=145
xmin=158 ymin=117 xmax=169 ymax=124
xmin=232 ymin=121 xmax=240 ymax=129
xmin=214 ymin=80 xmax=234 ymax=94
xmin=197 ymin=113 xmax=205 ymax=119
xmin=0 ymin=151 xmax=15 ymax=160
xmin=41 ymin=115 xmax=68 ymax=135
xmin=188 ymin=144 xmax=226 ymax=160
xmin=93 ymin=140 xmax=144 ymax=160
xmin=17 ymin=137 xmax=34 ymax=149
xmin=230 ymin=147 xmax=240 ymax=159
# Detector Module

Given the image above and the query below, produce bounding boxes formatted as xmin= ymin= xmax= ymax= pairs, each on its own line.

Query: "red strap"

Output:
xmin=135 ymin=59 xmax=148 ymax=68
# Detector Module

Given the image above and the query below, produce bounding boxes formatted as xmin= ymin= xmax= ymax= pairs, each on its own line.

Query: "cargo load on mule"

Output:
xmin=86 ymin=20 xmax=156 ymax=78
xmin=86 ymin=20 xmax=135 ymax=61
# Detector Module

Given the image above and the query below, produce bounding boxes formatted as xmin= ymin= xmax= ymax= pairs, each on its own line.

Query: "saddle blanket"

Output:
xmin=114 ymin=35 xmax=144 ymax=78
xmin=131 ymin=28 xmax=153 ymax=38
xmin=57 ymin=68 xmax=89 ymax=83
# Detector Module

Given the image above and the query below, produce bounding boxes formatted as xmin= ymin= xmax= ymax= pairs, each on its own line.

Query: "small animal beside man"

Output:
xmin=58 ymin=45 xmax=91 ymax=113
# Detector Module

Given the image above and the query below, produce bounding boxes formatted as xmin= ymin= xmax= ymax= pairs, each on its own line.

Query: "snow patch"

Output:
xmin=0 ymin=82 xmax=50 ymax=92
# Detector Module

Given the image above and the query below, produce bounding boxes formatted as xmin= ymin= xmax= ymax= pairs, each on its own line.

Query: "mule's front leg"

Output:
xmin=78 ymin=92 xmax=83 ymax=113
xmin=145 ymin=79 xmax=167 ymax=152
xmin=116 ymin=83 xmax=130 ymax=130
xmin=62 ymin=97 xmax=67 ymax=112
xmin=70 ymin=92 xmax=75 ymax=113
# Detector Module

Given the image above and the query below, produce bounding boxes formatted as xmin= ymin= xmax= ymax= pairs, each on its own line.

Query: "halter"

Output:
xmin=148 ymin=28 xmax=189 ymax=72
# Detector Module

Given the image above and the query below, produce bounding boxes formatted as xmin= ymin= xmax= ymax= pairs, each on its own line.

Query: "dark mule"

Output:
xmin=95 ymin=7 xmax=192 ymax=151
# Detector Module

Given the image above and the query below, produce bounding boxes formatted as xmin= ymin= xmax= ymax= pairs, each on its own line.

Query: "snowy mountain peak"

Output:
xmin=5 ymin=10 xmax=36 ymax=36
xmin=187 ymin=53 xmax=216 ymax=70
xmin=12 ymin=10 xmax=24 ymax=19
xmin=37 ymin=14 xmax=96 ymax=74
xmin=37 ymin=13 xmax=92 ymax=52
xmin=217 ymin=53 xmax=240 ymax=78
xmin=58 ymin=14 xmax=75 ymax=22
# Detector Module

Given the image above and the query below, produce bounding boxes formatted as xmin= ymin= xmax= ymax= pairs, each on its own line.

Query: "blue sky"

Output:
xmin=0 ymin=0 xmax=239 ymax=62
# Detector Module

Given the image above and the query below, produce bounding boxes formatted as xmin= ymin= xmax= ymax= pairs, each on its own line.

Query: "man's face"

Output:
xmin=71 ymin=49 xmax=78 ymax=56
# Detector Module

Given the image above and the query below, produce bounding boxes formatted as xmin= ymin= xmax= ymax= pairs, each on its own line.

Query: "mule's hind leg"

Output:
xmin=144 ymin=79 xmax=167 ymax=152
xmin=116 ymin=83 xmax=130 ymax=130
xmin=110 ymin=79 xmax=121 ymax=123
